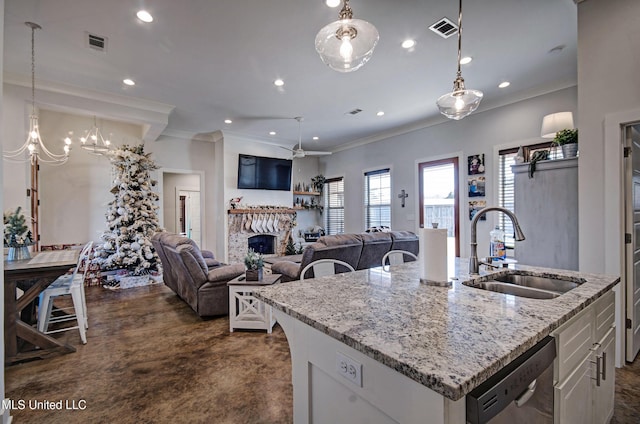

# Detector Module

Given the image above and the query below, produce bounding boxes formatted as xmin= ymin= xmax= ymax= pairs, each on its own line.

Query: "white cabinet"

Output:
xmin=555 ymin=353 xmax=593 ymax=424
xmin=553 ymin=290 xmax=615 ymax=424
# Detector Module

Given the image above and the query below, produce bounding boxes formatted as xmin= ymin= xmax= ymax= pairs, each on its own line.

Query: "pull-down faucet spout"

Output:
xmin=469 ymin=207 xmax=525 ymax=274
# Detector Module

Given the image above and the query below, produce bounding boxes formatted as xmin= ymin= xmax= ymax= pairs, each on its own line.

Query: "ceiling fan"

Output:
xmin=282 ymin=117 xmax=332 ymax=159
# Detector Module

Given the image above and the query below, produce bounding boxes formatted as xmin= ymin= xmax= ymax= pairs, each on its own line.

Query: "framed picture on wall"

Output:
xmin=468 ymin=176 xmax=485 ymax=197
xmin=468 ymin=154 xmax=485 ymax=175
xmin=469 ymin=200 xmax=487 ymax=221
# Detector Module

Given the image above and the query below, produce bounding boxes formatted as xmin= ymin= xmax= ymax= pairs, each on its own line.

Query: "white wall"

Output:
xmin=321 ymin=86 xmax=577 ymax=259
xmin=221 ymin=133 xmax=299 ymax=260
xmin=146 ymin=135 xmax=216 ymax=251
xmin=0 ymin=2 xmax=7 ymax=422
xmin=37 ymin=110 xmax=142 ymax=246
xmin=578 ymin=0 xmax=640 ymax=274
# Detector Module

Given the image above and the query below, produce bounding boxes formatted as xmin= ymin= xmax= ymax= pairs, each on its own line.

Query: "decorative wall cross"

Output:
xmin=398 ymin=189 xmax=408 ymax=208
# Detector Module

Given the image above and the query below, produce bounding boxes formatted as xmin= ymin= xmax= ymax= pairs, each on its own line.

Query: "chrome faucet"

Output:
xmin=469 ymin=207 xmax=525 ymax=274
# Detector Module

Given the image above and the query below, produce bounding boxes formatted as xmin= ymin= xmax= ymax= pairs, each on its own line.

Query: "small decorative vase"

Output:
xmin=561 ymin=143 xmax=578 ymax=159
xmin=246 ymin=267 xmax=263 ymax=281
xmin=7 ymin=246 xmax=31 ymax=261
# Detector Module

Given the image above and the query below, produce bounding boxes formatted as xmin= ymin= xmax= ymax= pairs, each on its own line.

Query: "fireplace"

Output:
xmin=248 ymin=234 xmax=276 ymax=255
xmin=227 ymin=208 xmax=297 ymax=263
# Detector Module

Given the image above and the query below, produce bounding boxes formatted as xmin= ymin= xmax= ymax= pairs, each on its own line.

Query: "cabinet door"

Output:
xmin=555 ymin=352 xmax=593 ymax=424
xmin=593 ymin=327 xmax=615 ymax=424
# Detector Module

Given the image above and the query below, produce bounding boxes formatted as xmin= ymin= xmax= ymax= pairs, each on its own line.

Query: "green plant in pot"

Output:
xmin=552 ymin=128 xmax=578 ymax=158
xmin=3 ymin=207 xmax=35 ymax=260
xmin=244 ymin=248 xmax=264 ymax=281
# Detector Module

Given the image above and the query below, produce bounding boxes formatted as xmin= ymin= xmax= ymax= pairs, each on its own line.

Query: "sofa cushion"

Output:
xmin=390 ymin=231 xmax=419 ymax=255
xmin=301 ymin=234 xmax=364 ymax=278
xmin=164 ymin=233 xmax=209 ymax=274
xmin=176 ymin=244 xmax=208 ymax=288
xmin=356 ymin=232 xmax=393 ymax=270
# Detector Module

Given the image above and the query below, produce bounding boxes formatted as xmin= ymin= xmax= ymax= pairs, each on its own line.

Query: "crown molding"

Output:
xmin=332 ymin=78 xmax=578 ymax=153
xmin=3 ymin=72 xmax=174 ymax=142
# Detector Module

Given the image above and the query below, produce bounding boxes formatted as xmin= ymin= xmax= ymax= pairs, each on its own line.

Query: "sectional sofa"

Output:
xmin=271 ymin=231 xmax=419 ymax=282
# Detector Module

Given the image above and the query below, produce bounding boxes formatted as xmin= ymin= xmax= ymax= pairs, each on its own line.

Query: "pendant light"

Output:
xmin=315 ymin=0 xmax=379 ymax=73
xmin=79 ymin=116 xmax=113 ymax=155
xmin=436 ymin=0 xmax=483 ymax=120
xmin=2 ymin=22 xmax=71 ymax=164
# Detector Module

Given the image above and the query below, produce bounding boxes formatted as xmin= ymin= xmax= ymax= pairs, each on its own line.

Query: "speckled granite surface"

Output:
xmin=254 ymin=258 xmax=619 ymax=401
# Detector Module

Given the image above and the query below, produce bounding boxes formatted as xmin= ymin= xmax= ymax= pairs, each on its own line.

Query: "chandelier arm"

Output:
xmin=3 ymin=22 xmax=70 ymax=164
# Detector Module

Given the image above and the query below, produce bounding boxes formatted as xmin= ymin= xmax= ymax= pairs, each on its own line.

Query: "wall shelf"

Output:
xmin=293 ymin=191 xmax=320 ymax=196
xmin=228 ymin=208 xmax=297 ymax=214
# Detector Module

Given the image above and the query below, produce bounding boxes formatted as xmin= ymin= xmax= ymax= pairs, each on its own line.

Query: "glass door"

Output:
xmin=418 ymin=158 xmax=459 ymax=257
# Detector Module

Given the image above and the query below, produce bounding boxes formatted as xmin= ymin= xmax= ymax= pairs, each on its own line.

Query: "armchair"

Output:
xmin=151 ymin=232 xmax=244 ymax=317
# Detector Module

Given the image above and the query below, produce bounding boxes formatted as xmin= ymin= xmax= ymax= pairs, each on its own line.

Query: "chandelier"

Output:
xmin=79 ymin=116 xmax=112 ymax=155
xmin=3 ymin=22 xmax=71 ymax=165
xmin=436 ymin=0 xmax=483 ymax=120
xmin=315 ymin=0 xmax=379 ymax=73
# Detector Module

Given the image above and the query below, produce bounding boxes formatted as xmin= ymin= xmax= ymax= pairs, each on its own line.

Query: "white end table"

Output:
xmin=228 ymin=273 xmax=281 ymax=333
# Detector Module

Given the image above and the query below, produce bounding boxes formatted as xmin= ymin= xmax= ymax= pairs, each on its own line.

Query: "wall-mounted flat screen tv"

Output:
xmin=237 ymin=154 xmax=292 ymax=191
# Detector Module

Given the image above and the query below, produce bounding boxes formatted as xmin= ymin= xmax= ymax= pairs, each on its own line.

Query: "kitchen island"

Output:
xmin=254 ymin=258 xmax=619 ymax=423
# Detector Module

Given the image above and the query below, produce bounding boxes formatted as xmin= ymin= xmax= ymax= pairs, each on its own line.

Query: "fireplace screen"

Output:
xmin=248 ymin=235 xmax=276 ymax=255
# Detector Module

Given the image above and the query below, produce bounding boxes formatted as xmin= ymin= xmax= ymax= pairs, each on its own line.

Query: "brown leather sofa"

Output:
xmin=151 ymin=232 xmax=244 ymax=317
xmin=271 ymin=231 xmax=418 ymax=282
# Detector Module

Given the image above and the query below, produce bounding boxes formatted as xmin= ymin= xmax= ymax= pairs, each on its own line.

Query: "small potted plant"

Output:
xmin=553 ymin=128 xmax=578 ymax=158
xmin=3 ymin=207 xmax=35 ymax=261
xmin=244 ymin=248 xmax=264 ymax=281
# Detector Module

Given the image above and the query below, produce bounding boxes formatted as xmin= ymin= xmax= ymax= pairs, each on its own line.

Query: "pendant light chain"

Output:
xmin=456 ymin=0 xmax=463 ymax=79
xmin=31 ymin=25 xmax=35 ymax=112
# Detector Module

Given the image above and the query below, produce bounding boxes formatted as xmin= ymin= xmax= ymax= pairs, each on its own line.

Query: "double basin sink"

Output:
xmin=463 ymin=271 xmax=585 ymax=299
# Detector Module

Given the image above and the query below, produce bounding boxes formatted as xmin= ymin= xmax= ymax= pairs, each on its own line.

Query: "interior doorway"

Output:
xmin=177 ymin=188 xmax=201 ymax=245
xmin=161 ymin=171 xmax=203 ymax=248
xmin=624 ymin=123 xmax=640 ymax=362
xmin=418 ymin=157 xmax=460 ymax=257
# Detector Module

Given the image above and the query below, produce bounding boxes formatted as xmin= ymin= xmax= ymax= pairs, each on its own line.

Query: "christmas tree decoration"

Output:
xmin=92 ymin=144 xmax=162 ymax=277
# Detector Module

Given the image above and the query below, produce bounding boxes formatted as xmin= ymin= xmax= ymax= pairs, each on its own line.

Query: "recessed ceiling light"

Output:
xmin=377 ymin=111 xmax=385 ymax=116
xmin=401 ymin=39 xmax=416 ymax=49
xmin=498 ymin=81 xmax=511 ymax=88
xmin=313 ymin=136 xmax=319 ymax=140
xmin=123 ymin=78 xmax=135 ymax=86
xmin=136 ymin=10 xmax=153 ymax=23
xmin=224 ymin=119 xmax=232 ymax=124
xmin=274 ymin=79 xmax=284 ymax=87
xmin=459 ymin=56 xmax=472 ymax=65
xmin=325 ymin=0 xmax=341 ymax=7
xmin=269 ymin=131 xmax=276 ymax=135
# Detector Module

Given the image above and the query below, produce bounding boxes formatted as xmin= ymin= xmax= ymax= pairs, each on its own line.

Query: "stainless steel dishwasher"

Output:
xmin=466 ymin=336 xmax=556 ymax=424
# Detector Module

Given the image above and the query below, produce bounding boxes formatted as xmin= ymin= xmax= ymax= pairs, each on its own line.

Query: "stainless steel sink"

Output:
xmin=463 ymin=273 xmax=584 ymax=299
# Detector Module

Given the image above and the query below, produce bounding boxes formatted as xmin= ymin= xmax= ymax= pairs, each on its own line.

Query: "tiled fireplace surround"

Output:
xmin=227 ymin=208 xmax=297 ymax=264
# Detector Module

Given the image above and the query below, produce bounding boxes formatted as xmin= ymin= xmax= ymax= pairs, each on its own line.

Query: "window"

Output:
xmin=498 ymin=148 xmax=517 ymax=249
xmin=324 ymin=177 xmax=344 ymax=235
xmin=364 ymin=168 xmax=391 ymax=229
xmin=499 ymin=142 xmax=557 ymax=250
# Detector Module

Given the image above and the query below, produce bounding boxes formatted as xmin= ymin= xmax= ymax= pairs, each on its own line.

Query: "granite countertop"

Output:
xmin=254 ymin=258 xmax=619 ymax=401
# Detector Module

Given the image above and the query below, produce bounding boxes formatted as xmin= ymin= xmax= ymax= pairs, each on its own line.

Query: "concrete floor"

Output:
xmin=5 ymin=283 xmax=640 ymax=423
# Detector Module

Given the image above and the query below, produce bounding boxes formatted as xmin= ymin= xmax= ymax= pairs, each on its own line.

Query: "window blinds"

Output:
xmin=364 ymin=168 xmax=391 ymax=229
xmin=324 ymin=177 xmax=345 ymax=235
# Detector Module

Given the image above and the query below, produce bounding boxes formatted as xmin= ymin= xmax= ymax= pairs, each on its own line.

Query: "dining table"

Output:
xmin=4 ymin=249 xmax=80 ymax=365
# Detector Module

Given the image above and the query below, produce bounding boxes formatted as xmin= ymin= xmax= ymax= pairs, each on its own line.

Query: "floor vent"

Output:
xmin=347 ymin=108 xmax=363 ymax=115
xmin=429 ymin=17 xmax=458 ymax=39
xmin=85 ymin=32 xmax=108 ymax=52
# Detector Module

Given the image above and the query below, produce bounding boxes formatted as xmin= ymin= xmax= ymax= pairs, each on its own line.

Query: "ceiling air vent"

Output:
xmin=347 ymin=108 xmax=363 ymax=115
xmin=85 ymin=32 xmax=108 ymax=52
xmin=429 ymin=17 xmax=458 ymax=39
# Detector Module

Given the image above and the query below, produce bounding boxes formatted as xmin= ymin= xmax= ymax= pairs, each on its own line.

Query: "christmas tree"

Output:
xmin=93 ymin=144 xmax=161 ymax=276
